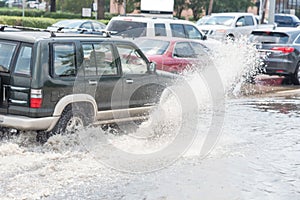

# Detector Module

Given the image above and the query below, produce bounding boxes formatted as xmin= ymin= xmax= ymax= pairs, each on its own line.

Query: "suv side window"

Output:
xmin=0 ymin=41 xmax=17 ymax=72
xmin=116 ymin=44 xmax=148 ymax=74
xmin=244 ymin=16 xmax=255 ymax=26
xmin=81 ymin=22 xmax=92 ymax=30
xmin=170 ymin=24 xmax=186 ymax=38
xmin=184 ymin=24 xmax=203 ymax=39
xmin=82 ymin=43 xmax=118 ymax=76
xmin=52 ymin=43 xmax=76 ymax=77
xmin=14 ymin=44 xmax=32 ymax=75
xmin=92 ymin=22 xmax=104 ymax=31
xmin=155 ymin=23 xmax=167 ymax=36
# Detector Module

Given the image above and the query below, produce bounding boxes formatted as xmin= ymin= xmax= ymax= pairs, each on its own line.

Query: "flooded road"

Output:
xmin=1 ymin=40 xmax=300 ymax=200
xmin=1 ymin=85 xmax=300 ymax=200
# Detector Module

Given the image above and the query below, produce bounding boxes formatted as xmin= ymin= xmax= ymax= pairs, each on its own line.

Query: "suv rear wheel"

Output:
xmin=291 ymin=62 xmax=300 ymax=85
xmin=36 ymin=104 xmax=92 ymax=143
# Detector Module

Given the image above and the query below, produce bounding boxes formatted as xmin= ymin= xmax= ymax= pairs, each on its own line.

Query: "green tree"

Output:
xmin=56 ymin=0 xmax=94 ymax=14
xmin=174 ymin=0 xmax=187 ymax=19
xmin=210 ymin=0 xmax=254 ymax=13
xmin=113 ymin=0 xmax=139 ymax=14
xmin=188 ymin=0 xmax=255 ymax=20
xmin=188 ymin=0 xmax=207 ymax=20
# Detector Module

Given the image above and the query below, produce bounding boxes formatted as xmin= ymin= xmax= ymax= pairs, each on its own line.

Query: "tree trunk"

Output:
xmin=208 ymin=0 xmax=214 ymax=15
xmin=97 ymin=0 xmax=105 ymax=19
xmin=50 ymin=0 xmax=56 ymax=12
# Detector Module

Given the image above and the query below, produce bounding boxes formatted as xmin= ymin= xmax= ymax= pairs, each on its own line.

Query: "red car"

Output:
xmin=134 ymin=37 xmax=210 ymax=73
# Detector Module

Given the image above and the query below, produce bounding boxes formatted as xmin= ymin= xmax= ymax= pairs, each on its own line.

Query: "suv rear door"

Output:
xmin=8 ymin=43 xmax=32 ymax=116
xmin=0 ymin=40 xmax=32 ymax=116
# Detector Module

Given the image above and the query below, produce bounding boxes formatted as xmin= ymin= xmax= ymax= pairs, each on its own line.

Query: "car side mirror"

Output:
xmin=78 ymin=28 xmax=87 ymax=33
xmin=202 ymin=35 xmax=207 ymax=40
xmin=149 ymin=62 xmax=156 ymax=73
xmin=236 ymin=21 xmax=243 ymax=27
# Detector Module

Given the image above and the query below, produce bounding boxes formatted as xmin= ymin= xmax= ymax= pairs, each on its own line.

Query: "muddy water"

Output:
xmin=1 ymin=40 xmax=300 ymax=199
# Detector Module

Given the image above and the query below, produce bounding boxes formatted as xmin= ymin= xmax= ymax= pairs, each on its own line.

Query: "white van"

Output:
xmin=106 ymin=15 xmax=207 ymax=40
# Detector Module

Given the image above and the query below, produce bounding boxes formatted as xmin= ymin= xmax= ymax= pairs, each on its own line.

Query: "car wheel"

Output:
xmin=291 ymin=62 xmax=300 ymax=85
xmin=52 ymin=108 xmax=87 ymax=135
xmin=37 ymin=107 xmax=89 ymax=143
xmin=226 ymin=35 xmax=234 ymax=42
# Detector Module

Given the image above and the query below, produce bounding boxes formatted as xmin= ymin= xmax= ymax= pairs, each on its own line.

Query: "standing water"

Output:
xmin=0 ymin=38 xmax=300 ymax=199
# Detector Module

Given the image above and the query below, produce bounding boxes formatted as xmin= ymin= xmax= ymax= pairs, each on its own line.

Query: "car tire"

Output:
xmin=36 ymin=106 xmax=90 ymax=143
xmin=291 ymin=62 xmax=300 ymax=85
xmin=226 ymin=34 xmax=235 ymax=42
xmin=52 ymin=107 xmax=88 ymax=135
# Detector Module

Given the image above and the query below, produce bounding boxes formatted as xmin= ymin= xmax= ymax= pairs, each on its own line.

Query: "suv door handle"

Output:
xmin=88 ymin=80 xmax=98 ymax=85
xmin=126 ymin=79 xmax=134 ymax=84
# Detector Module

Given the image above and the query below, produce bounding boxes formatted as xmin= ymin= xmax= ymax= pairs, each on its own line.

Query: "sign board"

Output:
xmin=93 ymin=3 xmax=97 ymax=11
xmin=82 ymin=8 xmax=92 ymax=17
xmin=141 ymin=0 xmax=174 ymax=14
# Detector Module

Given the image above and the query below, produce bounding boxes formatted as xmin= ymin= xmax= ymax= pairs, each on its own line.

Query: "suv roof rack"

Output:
xmin=0 ymin=24 xmax=111 ymax=38
xmin=0 ymin=24 xmax=48 ymax=32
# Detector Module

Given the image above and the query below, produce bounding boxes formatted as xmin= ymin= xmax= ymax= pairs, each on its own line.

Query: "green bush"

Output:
xmin=43 ymin=11 xmax=82 ymax=19
xmin=0 ymin=7 xmax=114 ymax=21
xmin=0 ymin=16 xmax=56 ymax=29
xmin=0 ymin=15 xmax=109 ymax=29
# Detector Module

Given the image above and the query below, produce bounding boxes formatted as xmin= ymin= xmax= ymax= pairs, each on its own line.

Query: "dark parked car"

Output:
xmin=275 ymin=13 xmax=300 ymax=27
xmin=249 ymin=28 xmax=300 ymax=84
xmin=0 ymin=31 xmax=176 ymax=142
xmin=134 ymin=37 xmax=210 ymax=73
xmin=47 ymin=19 xmax=106 ymax=35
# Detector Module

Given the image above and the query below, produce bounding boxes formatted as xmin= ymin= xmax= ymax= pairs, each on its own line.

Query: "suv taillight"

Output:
xmin=30 ymin=89 xmax=42 ymax=108
xmin=271 ymin=47 xmax=294 ymax=53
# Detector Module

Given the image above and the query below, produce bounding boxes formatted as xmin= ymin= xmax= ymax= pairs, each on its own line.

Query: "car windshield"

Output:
xmin=204 ymin=16 xmax=235 ymax=26
xmin=249 ymin=31 xmax=289 ymax=44
xmin=135 ymin=39 xmax=170 ymax=55
xmin=196 ymin=16 xmax=210 ymax=26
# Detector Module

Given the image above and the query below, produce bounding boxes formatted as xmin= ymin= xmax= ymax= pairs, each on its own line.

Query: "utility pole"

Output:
xmin=260 ymin=0 xmax=267 ymax=24
xmin=123 ymin=0 xmax=127 ymax=15
xmin=268 ymin=0 xmax=275 ymax=24
xmin=208 ymin=0 xmax=214 ymax=15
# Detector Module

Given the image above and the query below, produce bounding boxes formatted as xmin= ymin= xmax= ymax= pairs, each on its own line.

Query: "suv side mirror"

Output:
xmin=149 ymin=62 xmax=156 ymax=73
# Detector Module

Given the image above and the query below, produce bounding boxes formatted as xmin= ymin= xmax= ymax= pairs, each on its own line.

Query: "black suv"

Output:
xmin=0 ymin=31 xmax=175 ymax=140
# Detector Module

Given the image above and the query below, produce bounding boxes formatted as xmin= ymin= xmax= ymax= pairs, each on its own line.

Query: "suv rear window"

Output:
xmin=14 ymin=44 xmax=32 ymax=75
xmin=249 ymin=31 xmax=289 ymax=44
xmin=107 ymin=20 xmax=147 ymax=37
xmin=0 ymin=41 xmax=17 ymax=72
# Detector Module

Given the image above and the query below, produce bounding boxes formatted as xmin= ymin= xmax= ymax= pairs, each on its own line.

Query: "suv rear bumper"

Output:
xmin=0 ymin=114 xmax=59 ymax=131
